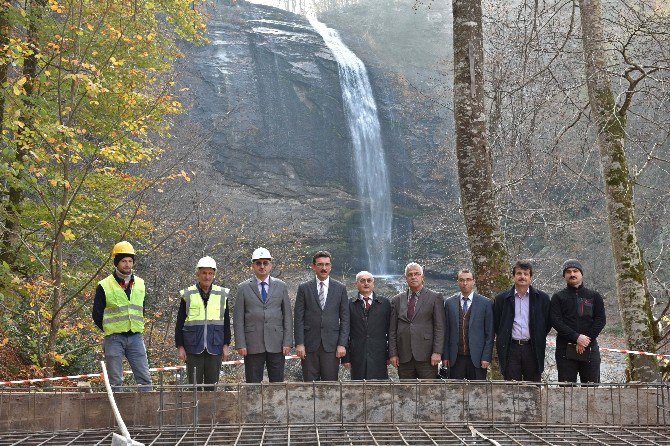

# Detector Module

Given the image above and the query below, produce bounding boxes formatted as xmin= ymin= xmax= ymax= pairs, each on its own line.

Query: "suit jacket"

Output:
xmin=343 ymin=292 xmax=391 ymax=380
xmin=389 ymin=287 xmax=445 ymax=363
xmin=233 ymin=276 xmax=293 ymax=354
xmin=294 ymin=277 xmax=350 ymax=353
xmin=493 ymin=285 xmax=551 ymax=375
xmin=442 ymin=293 xmax=493 ymax=368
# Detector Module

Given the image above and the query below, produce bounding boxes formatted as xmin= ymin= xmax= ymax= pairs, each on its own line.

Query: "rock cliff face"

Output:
xmin=175 ymin=1 xmax=419 ymax=271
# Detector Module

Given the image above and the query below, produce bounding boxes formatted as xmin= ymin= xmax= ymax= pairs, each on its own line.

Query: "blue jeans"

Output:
xmin=103 ymin=333 xmax=152 ymax=391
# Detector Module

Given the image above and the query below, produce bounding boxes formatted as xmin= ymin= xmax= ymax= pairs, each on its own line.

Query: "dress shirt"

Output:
xmin=359 ymin=294 xmax=373 ymax=309
xmin=512 ymin=288 xmax=530 ymax=340
xmin=460 ymin=291 xmax=474 ymax=310
xmin=256 ymin=276 xmax=270 ymax=297
xmin=317 ymin=276 xmax=330 ymax=301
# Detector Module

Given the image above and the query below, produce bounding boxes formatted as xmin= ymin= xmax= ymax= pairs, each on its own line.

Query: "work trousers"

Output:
xmin=186 ymin=351 xmax=222 ymax=391
xmin=103 ymin=333 xmax=152 ymax=391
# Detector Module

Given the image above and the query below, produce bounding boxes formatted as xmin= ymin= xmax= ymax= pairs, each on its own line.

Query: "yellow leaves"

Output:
xmin=40 ymin=220 xmax=52 ymax=229
xmin=109 ymin=57 xmax=125 ymax=67
xmin=61 ymin=229 xmax=75 ymax=241
xmin=49 ymin=0 xmax=63 ymax=13
xmin=13 ymin=76 xmax=27 ymax=96
xmin=180 ymin=170 xmax=191 ymax=182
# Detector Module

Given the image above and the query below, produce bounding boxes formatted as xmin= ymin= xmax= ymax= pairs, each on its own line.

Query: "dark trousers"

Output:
xmin=450 ymin=354 xmax=487 ymax=380
xmin=505 ymin=342 xmax=541 ymax=382
xmin=302 ymin=343 xmax=340 ymax=381
xmin=186 ymin=352 xmax=222 ymax=391
xmin=244 ymin=352 xmax=286 ymax=383
xmin=556 ymin=345 xmax=601 ymax=383
xmin=398 ymin=358 xmax=437 ymax=379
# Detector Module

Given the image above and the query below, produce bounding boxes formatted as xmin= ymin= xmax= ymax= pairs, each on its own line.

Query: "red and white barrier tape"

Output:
xmin=1 ymin=346 xmax=667 ymax=386
xmin=0 ymin=355 xmax=300 ymax=386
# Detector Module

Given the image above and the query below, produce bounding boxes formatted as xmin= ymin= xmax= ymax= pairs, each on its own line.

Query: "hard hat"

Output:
xmin=196 ymin=256 xmax=217 ymax=270
xmin=111 ymin=241 xmax=135 ymax=257
xmin=251 ymin=247 xmax=272 ymax=261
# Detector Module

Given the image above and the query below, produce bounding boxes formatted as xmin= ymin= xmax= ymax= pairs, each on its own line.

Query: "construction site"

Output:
xmin=2 ymin=379 xmax=670 ymax=445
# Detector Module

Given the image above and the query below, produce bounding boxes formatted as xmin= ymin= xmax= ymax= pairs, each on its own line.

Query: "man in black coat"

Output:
xmin=550 ymin=259 xmax=606 ymax=383
xmin=493 ymin=260 xmax=551 ymax=381
xmin=342 ymin=271 xmax=392 ymax=380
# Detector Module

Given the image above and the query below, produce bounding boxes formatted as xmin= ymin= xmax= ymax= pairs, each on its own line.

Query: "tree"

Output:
xmin=0 ymin=0 xmax=207 ymax=375
xmin=577 ymin=0 xmax=662 ymax=381
xmin=451 ymin=0 xmax=510 ymax=298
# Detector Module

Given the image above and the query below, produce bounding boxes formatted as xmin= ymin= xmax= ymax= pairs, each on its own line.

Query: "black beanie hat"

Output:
xmin=562 ymin=259 xmax=583 ymax=275
xmin=114 ymin=253 xmax=135 ymax=266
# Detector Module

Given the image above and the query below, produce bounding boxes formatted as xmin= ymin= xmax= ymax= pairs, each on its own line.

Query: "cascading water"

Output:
xmin=309 ymin=17 xmax=393 ymax=275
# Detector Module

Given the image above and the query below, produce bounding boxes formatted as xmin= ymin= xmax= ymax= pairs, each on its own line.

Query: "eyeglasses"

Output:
xmin=357 ymin=278 xmax=374 ymax=283
xmin=457 ymin=278 xmax=474 ymax=282
xmin=254 ymin=261 xmax=271 ymax=266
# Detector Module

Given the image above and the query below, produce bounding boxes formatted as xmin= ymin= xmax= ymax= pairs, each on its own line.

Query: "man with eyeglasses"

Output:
xmin=294 ymin=250 xmax=350 ymax=381
xmin=342 ymin=271 xmax=392 ymax=380
xmin=442 ymin=269 xmax=493 ymax=380
xmin=389 ymin=262 xmax=446 ymax=379
xmin=234 ymin=247 xmax=293 ymax=382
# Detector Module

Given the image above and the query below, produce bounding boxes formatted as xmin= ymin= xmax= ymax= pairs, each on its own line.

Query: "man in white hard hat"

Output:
xmin=234 ymin=247 xmax=293 ymax=382
xmin=92 ymin=241 xmax=152 ymax=391
xmin=175 ymin=256 xmax=231 ymax=390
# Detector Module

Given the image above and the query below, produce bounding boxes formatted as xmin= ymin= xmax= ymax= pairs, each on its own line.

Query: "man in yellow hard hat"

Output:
xmin=175 ymin=256 xmax=230 ymax=390
xmin=92 ymin=241 xmax=152 ymax=391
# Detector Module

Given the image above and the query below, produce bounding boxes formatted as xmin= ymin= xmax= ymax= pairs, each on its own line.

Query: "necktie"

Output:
xmin=364 ymin=297 xmax=371 ymax=311
xmin=462 ymin=297 xmax=469 ymax=313
xmin=407 ymin=292 xmax=417 ymax=320
xmin=318 ymin=281 xmax=326 ymax=309
xmin=261 ymin=281 xmax=268 ymax=303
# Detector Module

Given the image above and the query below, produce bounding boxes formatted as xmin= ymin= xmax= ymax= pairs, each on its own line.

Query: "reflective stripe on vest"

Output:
xmin=180 ymin=285 xmax=229 ymax=354
xmin=181 ymin=285 xmax=227 ymax=325
xmin=100 ymin=274 xmax=145 ymax=336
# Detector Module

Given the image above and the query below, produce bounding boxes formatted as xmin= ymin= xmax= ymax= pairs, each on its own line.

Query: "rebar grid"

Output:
xmin=1 ymin=423 xmax=670 ymax=446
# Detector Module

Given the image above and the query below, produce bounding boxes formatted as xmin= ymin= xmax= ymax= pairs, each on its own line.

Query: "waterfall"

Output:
xmin=309 ymin=17 xmax=393 ymax=275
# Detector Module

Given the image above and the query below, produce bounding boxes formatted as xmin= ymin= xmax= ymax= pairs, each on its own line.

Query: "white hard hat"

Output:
xmin=196 ymin=256 xmax=217 ymax=271
xmin=251 ymin=247 xmax=272 ymax=261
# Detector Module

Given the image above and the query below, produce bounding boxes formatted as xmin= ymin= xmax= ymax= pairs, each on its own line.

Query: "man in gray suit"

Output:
xmin=389 ymin=262 xmax=445 ymax=379
xmin=442 ymin=269 xmax=493 ymax=380
xmin=234 ymin=247 xmax=293 ymax=382
xmin=294 ymin=250 xmax=350 ymax=381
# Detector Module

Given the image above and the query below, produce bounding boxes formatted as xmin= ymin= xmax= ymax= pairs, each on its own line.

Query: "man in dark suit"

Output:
xmin=294 ymin=250 xmax=350 ymax=381
xmin=234 ymin=247 xmax=293 ymax=383
xmin=342 ymin=271 xmax=392 ymax=380
xmin=493 ymin=260 xmax=551 ymax=381
xmin=442 ymin=269 xmax=493 ymax=380
xmin=389 ymin=262 xmax=445 ymax=379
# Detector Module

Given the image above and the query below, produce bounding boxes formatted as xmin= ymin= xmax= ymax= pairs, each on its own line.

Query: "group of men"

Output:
xmin=93 ymin=242 xmax=606 ymax=390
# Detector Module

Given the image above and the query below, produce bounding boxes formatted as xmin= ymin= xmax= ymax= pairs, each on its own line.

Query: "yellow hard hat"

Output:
xmin=111 ymin=241 xmax=136 ymax=257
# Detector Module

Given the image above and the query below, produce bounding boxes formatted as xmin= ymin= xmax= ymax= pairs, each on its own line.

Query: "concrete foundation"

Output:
xmin=1 ymin=382 xmax=668 ymax=432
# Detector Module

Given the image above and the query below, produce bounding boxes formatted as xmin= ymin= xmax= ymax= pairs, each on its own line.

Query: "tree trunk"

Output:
xmin=577 ymin=0 xmax=660 ymax=381
xmin=452 ymin=0 xmax=511 ymax=299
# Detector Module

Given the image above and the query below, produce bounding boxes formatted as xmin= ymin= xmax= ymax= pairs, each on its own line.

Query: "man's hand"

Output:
xmin=390 ymin=356 xmax=399 ymax=367
xmin=430 ymin=353 xmax=441 ymax=366
xmin=336 ymin=345 xmax=346 ymax=358
xmin=343 ymin=362 xmax=351 ymax=369
xmin=177 ymin=346 xmax=187 ymax=362
xmin=576 ymin=334 xmax=591 ymax=347
xmin=282 ymin=346 xmax=291 ymax=356
xmin=236 ymin=348 xmax=247 ymax=356
xmin=296 ymin=344 xmax=306 ymax=359
xmin=442 ymin=359 xmax=450 ymax=367
xmin=481 ymin=361 xmax=490 ymax=369
xmin=223 ymin=345 xmax=230 ymax=361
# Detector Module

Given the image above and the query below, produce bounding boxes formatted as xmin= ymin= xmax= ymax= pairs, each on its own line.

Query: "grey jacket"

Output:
xmin=233 ymin=277 xmax=293 ymax=354
xmin=389 ymin=287 xmax=445 ymax=363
